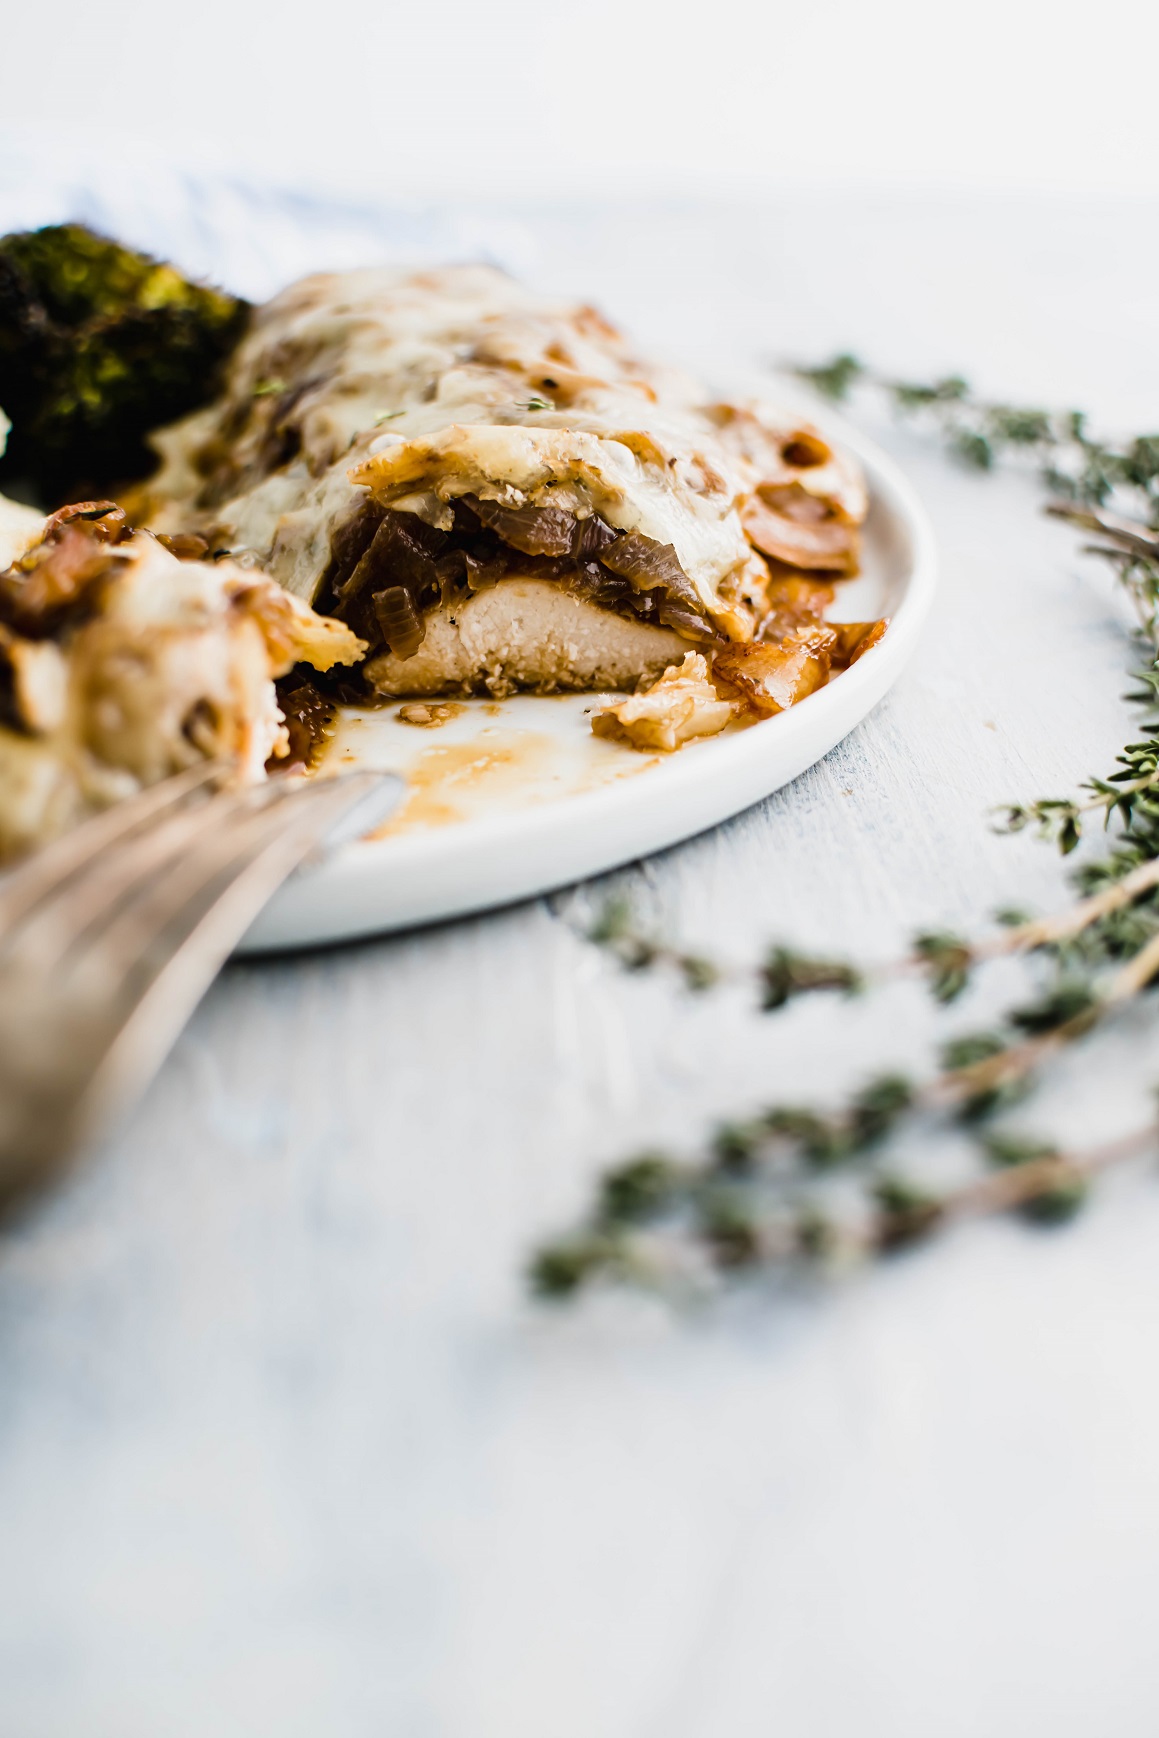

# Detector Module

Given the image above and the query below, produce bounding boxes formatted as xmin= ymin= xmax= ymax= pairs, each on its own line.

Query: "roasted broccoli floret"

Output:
xmin=0 ymin=224 xmax=249 ymax=504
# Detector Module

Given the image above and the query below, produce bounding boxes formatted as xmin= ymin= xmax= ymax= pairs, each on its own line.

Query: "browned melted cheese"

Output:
xmin=146 ymin=266 xmax=866 ymax=644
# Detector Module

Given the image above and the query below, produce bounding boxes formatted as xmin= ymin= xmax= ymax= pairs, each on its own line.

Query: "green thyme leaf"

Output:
xmin=760 ymin=946 xmax=863 ymax=1010
xmin=791 ymin=353 xmax=865 ymax=401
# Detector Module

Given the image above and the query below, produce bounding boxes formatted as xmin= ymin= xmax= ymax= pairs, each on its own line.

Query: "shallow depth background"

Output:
xmin=6 ymin=0 xmax=1159 ymax=203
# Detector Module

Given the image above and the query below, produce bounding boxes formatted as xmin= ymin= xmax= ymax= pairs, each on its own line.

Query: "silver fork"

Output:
xmin=0 ymin=765 xmax=402 ymax=1205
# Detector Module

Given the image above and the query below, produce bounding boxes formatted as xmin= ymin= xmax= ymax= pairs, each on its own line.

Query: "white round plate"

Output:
xmin=241 ymin=414 xmax=935 ymax=953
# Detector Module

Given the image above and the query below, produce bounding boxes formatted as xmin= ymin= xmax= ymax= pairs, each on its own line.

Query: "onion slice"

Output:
xmin=465 ymin=496 xmax=576 ymax=557
xmin=712 ymin=627 xmax=836 ymax=716
xmin=373 ymin=585 xmax=426 ymax=660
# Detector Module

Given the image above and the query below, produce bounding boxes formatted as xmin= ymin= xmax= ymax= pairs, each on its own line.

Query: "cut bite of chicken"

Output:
xmin=366 ymin=578 xmax=694 ymax=698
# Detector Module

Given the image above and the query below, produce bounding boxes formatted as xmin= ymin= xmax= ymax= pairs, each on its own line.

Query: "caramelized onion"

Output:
xmin=572 ymin=514 xmax=618 ymax=560
xmin=330 ymin=513 xmax=445 ymax=652
xmin=466 ymin=495 xmax=576 ymax=557
xmin=656 ymin=602 xmax=717 ymax=641
xmin=465 ymin=553 xmax=507 ymax=591
xmin=599 ymin=530 xmax=708 ymax=620
xmin=559 ymin=561 xmax=634 ymax=613
xmin=712 ymin=627 xmax=836 ymax=716
xmin=272 ymin=675 xmax=337 ymax=770
xmin=763 ymin=574 xmax=835 ymax=617
xmin=757 ymin=574 xmax=836 ymax=642
xmin=435 ymin=548 xmax=508 ymax=594
xmin=324 ymin=499 xmax=386 ymax=597
xmin=601 ymin=531 xmax=682 ymax=590
xmin=373 ymin=585 xmax=425 ymax=660
xmin=831 ymin=619 xmax=888 ymax=668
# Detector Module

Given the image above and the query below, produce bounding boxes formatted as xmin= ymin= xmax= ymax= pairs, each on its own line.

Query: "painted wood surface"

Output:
xmin=3 ymin=186 xmax=1159 ymax=1736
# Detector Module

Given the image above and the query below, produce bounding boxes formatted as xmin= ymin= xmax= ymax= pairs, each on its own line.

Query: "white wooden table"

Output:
xmin=4 ymin=187 xmax=1159 ymax=1737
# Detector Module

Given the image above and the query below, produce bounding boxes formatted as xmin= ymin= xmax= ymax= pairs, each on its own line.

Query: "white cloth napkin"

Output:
xmin=0 ymin=132 xmax=536 ymax=300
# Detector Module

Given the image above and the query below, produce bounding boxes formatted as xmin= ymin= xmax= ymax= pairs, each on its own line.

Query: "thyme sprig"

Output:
xmin=531 ymin=1120 xmax=1155 ymax=1299
xmin=798 ymin=358 xmax=1159 ymax=854
xmin=532 ymin=920 xmax=1139 ymax=1299
xmin=792 ymin=355 xmax=1159 ymax=527
xmin=532 ymin=366 xmax=1159 ymax=1302
xmin=580 ymin=855 xmax=1159 ymax=1015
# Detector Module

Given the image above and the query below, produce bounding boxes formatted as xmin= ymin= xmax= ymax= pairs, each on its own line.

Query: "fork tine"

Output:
xmin=77 ymin=776 xmax=387 ymax=1136
xmin=0 ymin=769 xmax=400 ymax=1203
xmin=3 ymin=773 xmax=314 ymax=977
xmin=0 ymin=760 xmax=224 ymax=934
xmin=62 ymin=775 xmax=364 ymax=990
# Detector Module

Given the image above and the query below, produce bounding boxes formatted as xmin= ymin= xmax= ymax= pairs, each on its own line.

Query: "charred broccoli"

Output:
xmin=0 ymin=224 xmax=249 ymax=504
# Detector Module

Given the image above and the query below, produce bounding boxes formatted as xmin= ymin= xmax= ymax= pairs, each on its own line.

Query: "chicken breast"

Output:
xmin=365 ymin=578 xmax=692 ymax=697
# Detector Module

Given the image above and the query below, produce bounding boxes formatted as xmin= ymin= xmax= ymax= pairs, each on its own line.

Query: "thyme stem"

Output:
xmin=978 ymin=857 xmax=1159 ymax=956
xmin=945 ymin=1122 xmax=1156 ymax=1225
xmin=1105 ymin=925 xmax=1159 ymax=1001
